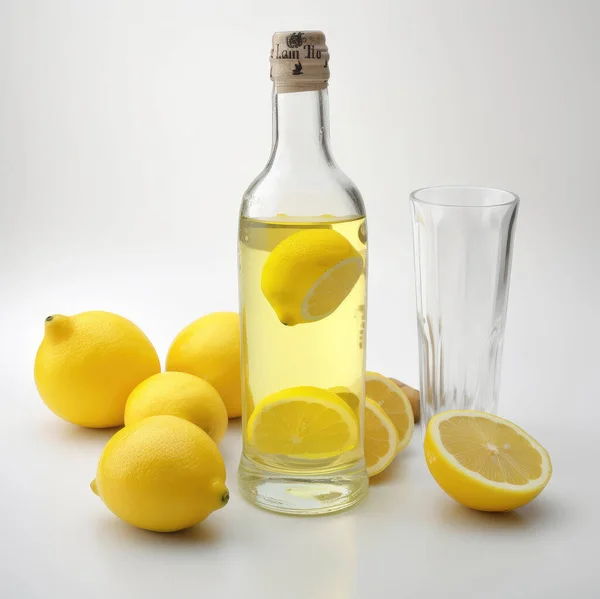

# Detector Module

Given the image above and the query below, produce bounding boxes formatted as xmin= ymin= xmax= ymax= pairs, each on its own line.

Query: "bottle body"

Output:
xmin=238 ymin=86 xmax=369 ymax=514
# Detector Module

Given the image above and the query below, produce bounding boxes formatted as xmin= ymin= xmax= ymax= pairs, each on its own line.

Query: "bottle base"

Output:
xmin=238 ymin=454 xmax=369 ymax=516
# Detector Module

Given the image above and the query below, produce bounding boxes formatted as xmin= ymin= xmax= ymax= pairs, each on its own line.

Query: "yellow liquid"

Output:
xmin=238 ymin=215 xmax=367 ymax=479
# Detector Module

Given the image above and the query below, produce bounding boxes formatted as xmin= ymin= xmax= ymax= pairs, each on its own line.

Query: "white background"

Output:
xmin=1 ymin=1 xmax=599 ymax=598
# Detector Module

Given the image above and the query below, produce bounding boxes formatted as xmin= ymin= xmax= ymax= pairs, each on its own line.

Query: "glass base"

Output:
xmin=238 ymin=454 xmax=369 ymax=516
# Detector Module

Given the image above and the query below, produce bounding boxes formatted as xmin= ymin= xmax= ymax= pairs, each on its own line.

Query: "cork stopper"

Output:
xmin=270 ymin=31 xmax=330 ymax=94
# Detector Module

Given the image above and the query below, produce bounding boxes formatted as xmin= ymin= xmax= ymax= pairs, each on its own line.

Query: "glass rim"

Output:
xmin=410 ymin=185 xmax=520 ymax=209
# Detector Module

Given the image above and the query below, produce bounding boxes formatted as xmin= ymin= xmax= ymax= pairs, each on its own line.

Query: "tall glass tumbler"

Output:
xmin=410 ymin=186 xmax=519 ymax=429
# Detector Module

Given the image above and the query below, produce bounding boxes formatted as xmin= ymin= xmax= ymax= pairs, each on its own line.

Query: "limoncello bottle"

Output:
xmin=238 ymin=31 xmax=368 ymax=515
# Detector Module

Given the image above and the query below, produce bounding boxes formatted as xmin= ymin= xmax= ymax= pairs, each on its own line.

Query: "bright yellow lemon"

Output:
xmin=247 ymin=386 xmax=359 ymax=458
xmin=91 ymin=415 xmax=228 ymax=532
xmin=166 ymin=312 xmax=241 ymax=418
xmin=424 ymin=411 xmax=552 ymax=512
xmin=125 ymin=372 xmax=228 ymax=444
xmin=34 ymin=312 xmax=160 ymax=428
xmin=261 ymin=229 xmax=363 ymax=326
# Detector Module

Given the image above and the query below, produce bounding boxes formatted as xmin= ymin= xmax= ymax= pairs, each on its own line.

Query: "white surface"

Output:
xmin=1 ymin=1 xmax=599 ymax=598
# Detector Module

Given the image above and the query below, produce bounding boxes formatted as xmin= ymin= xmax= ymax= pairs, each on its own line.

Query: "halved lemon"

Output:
xmin=247 ymin=386 xmax=359 ymax=458
xmin=424 ymin=411 xmax=552 ymax=512
xmin=261 ymin=228 xmax=363 ymax=326
xmin=366 ymin=372 xmax=414 ymax=452
xmin=364 ymin=398 xmax=399 ymax=477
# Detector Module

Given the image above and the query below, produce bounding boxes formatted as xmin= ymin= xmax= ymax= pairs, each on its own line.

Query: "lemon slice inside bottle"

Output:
xmin=247 ymin=386 xmax=359 ymax=458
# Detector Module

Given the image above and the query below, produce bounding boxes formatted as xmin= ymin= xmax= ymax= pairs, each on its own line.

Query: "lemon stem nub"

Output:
xmin=90 ymin=479 xmax=98 ymax=495
xmin=45 ymin=315 xmax=54 ymax=322
xmin=222 ymin=490 xmax=230 ymax=505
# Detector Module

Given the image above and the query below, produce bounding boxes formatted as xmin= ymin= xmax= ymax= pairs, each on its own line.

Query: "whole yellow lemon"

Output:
xmin=34 ymin=312 xmax=161 ymax=428
xmin=91 ymin=415 xmax=228 ymax=532
xmin=125 ymin=371 xmax=228 ymax=443
xmin=166 ymin=312 xmax=241 ymax=418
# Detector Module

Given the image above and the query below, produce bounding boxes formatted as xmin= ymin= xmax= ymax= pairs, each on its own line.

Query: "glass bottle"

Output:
xmin=238 ymin=31 xmax=369 ymax=515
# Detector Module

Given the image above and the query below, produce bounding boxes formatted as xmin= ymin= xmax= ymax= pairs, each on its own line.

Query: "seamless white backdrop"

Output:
xmin=1 ymin=1 xmax=599 ymax=598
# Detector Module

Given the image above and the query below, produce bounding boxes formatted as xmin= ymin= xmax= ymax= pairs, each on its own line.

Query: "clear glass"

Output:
xmin=410 ymin=186 xmax=519 ymax=429
xmin=237 ymin=88 xmax=369 ymax=515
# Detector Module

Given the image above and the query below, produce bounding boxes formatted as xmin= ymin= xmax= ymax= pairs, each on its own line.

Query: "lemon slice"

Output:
xmin=424 ymin=411 xmax=553 ymax=512
xmin=261 ymin=229 xmax=363 ymax=326
xmin=366 ymin=372 xmax=414 ymax=452
xmin=364 ymin=398 xmax=399 ymax=477
xmin=247 ymin=386 xmax=359 ymax=458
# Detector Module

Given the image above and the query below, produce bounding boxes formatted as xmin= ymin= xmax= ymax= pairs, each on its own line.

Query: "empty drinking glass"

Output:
xmin=410 ymin=186 xmax=519 ymax=429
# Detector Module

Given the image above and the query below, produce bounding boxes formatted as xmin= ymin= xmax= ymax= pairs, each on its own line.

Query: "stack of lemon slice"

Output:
xmin=364 ymin=372 xmax=414 ymax=476
xmin=247 ymin=373 xmax=415 ymax=478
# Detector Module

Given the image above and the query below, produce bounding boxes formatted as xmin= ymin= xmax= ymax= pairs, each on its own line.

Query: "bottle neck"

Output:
xmin=270 ymin=89 xmax=334 ymax=168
